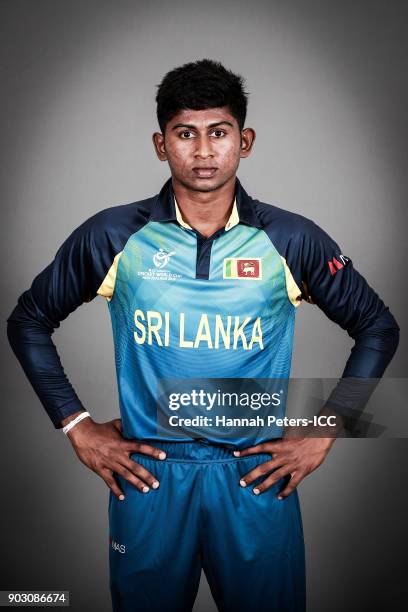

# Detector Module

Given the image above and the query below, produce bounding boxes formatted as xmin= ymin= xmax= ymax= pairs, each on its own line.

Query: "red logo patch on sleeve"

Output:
xmin=328 ymin=254 xmax=350 ymax=275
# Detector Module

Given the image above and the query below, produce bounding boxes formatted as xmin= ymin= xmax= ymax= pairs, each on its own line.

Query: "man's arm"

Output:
xmin=300 ymin=220 xmax=399 ymax=435
xmin=7 ymin=214 xmax=101 ymax=427
xmin=6 ymin=204 xmax=166 ymax=498
xmin=236 ymin=217 xmax=400 ymax=496
xmin=300 ymin=220 xmax=400 ymax=379
xmin=7 ymin=202 xmax=147 ymax=427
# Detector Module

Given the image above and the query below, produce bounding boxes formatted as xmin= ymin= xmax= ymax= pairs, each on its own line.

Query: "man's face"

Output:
xmin=152 ymin=107 xmax=255 ymax=193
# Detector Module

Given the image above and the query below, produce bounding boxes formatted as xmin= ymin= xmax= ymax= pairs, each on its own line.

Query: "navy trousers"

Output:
xmin=109 ymin=439 xmax=306 ymax=612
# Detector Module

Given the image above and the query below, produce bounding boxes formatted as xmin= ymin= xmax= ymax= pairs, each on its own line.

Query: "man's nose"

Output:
xmin=194 ymin=136 xmax=214 ymax=159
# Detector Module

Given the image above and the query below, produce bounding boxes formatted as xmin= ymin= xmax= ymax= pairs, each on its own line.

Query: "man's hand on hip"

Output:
xmin=63 ymin=415 xmax=166 ymax=500
xmin=234 ymin=437 xmax=335 ymax=499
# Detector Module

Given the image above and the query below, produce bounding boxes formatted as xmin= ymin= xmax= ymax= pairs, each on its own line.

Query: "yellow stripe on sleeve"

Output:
xmin=280 ymin=256 xmax=303 ymax=307
xmin=97 ymin=251 xmax=123 ymax=301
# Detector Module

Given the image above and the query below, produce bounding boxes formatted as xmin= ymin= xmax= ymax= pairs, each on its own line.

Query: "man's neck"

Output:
xmin=172 ymin=175 xmax=236 ymax=238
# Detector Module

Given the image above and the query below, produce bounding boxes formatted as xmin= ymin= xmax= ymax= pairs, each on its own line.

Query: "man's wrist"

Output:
xmin=60 ymin=410 xmax=87 ymax=428
xmin=318 ymin=436 xmax=337 ymax=451
xmin=61 ymin=410 xmax=95 ymax=443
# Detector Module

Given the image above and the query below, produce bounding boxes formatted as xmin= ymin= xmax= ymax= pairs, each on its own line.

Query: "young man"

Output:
xmin=7 ymin=59 xmax=399 ymax=612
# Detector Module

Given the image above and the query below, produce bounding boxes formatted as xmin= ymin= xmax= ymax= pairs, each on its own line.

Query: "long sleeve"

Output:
xmin=299 ymin=221 xmax=400 ymax=433
xmin=7 ymin=216 xmax=101 ymax=427
xmin=6 ymin=201 xmax=150 ymax=429
xmin=300 ymin=220 xmax=400 ymax=378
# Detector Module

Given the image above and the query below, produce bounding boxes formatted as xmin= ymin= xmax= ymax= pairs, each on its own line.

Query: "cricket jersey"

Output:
xmin=7 ymin=177 xmax=400 ymax=445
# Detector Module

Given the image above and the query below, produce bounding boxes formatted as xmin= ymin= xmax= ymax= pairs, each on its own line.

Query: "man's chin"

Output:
xmin=176 ymin=175 xmax=234 ymax=193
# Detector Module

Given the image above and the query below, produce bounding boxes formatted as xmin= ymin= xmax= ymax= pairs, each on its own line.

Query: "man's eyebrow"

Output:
xmin=171 ymin=121 xmax=234 ymax=130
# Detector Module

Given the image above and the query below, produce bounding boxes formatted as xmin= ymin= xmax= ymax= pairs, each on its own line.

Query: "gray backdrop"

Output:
xmin=1 ymin=1 xmax=407 ymax=611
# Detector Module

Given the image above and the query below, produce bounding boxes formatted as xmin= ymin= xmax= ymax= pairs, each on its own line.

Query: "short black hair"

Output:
xmin=155 ymin=59 xmax=248 ymax=133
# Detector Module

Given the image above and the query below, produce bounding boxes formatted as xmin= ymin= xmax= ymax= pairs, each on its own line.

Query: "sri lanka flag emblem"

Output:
xmin=223 ymin=258 xmax=262 ymax=280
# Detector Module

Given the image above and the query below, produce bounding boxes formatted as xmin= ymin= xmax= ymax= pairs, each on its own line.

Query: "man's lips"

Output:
xmin=192 ymin=167 xmax=218 ymax=178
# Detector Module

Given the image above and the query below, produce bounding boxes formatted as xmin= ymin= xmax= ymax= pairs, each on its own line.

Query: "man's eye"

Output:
xmin=211 ymin=129 xmax=226 ymax=137
xmin=180 ymin=131 xmax=195 ymax=138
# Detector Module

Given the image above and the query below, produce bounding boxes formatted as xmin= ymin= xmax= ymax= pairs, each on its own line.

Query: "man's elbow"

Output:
xmin=6 ymin=298 xmax=52 ymax=352
xmin=354 ymin=308 xmax=400 ymax=358
xmin=6 ymin=302 xmax=29 ymax=353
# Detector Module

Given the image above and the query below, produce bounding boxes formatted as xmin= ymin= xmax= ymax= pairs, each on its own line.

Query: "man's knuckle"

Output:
xmin=103 ymin=475 xmax=116 ymax=489
xmin=123 ymin=458 xmax=135 ymax=470
xmin=137 ymin=444 xmax=150 ymax=454
xmin=93 ymin=459 xmax=104 ymax=472
xmin=133 ymin=465 xmax=148 ymax=477
xmin=128 ymin=473 xmax=142 ymax=485
xmin=259 ymin=463 xmax=271 ymax=475
xmin=134 ymin=463 xmax=144 ymax=473
xmin=250 ymin=468 xmax=261 ymax=479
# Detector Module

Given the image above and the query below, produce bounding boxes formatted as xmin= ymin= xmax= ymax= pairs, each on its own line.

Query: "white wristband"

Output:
xmin=62 ymin=411 xmax=91 ymax=434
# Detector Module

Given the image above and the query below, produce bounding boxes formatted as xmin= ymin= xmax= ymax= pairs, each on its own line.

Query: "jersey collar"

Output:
xmin=174 ymin=195 xmax=240 ymax=232
xmin=149 ymin=177 xmax=263 ymax=230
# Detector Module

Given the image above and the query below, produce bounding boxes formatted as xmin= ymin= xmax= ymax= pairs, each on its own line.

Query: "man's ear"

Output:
xmin=240 ymin=127 xmax=256 ymax=158
xmin=152 ymin=132 xmax=167 ymax=161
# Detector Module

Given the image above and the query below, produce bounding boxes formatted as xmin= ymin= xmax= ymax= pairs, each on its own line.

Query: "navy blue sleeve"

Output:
xmin=298 ymin=220 xmax=400 ymax=433
xmin=257 ymin=199 xmax=400 ymax=379
xmin=257 ymin=199 xmax=400 ymax=434
xmin=6 ymin=201 xmax=151 ymax=429
xmin=300 ymin=220 xmax=400 ymax=377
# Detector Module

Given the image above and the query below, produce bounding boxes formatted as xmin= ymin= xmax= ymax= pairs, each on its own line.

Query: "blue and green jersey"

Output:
xmin=7 ymin=177 xmax=399 ymax=444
